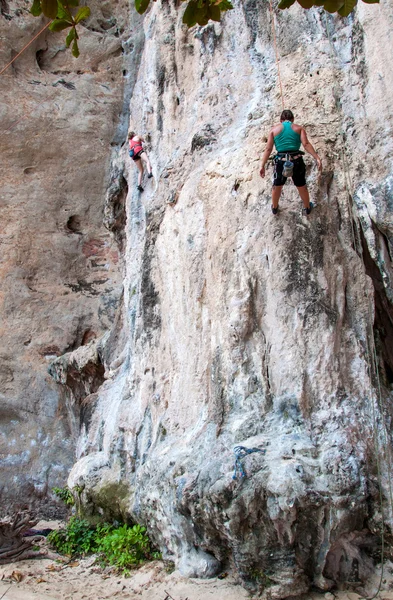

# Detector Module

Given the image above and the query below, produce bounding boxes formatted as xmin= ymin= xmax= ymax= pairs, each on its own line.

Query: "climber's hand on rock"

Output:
xmin=316 ymin=157 xmax=322 ymax=172
xmin=260 ymin=166 xmax=266 ymax=178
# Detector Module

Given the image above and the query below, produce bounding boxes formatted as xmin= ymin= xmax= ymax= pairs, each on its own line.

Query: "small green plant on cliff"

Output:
xmin=52 ymin=486 xmax=75 ymax=506
xmin=48 ymin=518 xmax=160 ymax=573
xmin=248 ymin=567 xmax=273 ymax=590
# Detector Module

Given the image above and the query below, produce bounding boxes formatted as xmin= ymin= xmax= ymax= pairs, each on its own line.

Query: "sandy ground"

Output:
xmin=1 ymin=523 xmax=393 ymax=600
xmin=3 ymin=559 xmax=393 ymax=600
xmin=0 ymin=556 xmax=251 ymax=600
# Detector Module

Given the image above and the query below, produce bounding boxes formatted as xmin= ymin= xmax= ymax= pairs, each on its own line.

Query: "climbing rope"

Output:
xmin=3 ymin=115 xmax=27 ymax=133
xmin=232 ymin=445 xmax=266 ymax=480
xmin=0 ymin=20 xmax=52 ymax=77
xmin=269 ymin=0 xmax=285 ymax=110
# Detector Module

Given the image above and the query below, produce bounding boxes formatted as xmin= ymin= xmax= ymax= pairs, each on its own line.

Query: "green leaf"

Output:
xmin=337 ymin=0 xmax=357 ymax=15
xmin=297 ymin=0 xmax=315 ymax=8
xmin=361 ymin=0 xmax=379 ymax=4
xmin=49 ymin=18 xmax=73 ymax=31
xmin=74 ymin=6 xmax=91 ymax=22
xmin=209 ymin=3 xmax=221 ymax=20
xmin=278 ymin=0 xmax=295 ymax=8
xmin=135 ymin=0 xmax=150 ymax=14
xmin=72 ymin=38 xmax=80 ymax=58
xmin=323 ymin=0 xmax=344 ymax=11
xmin=65 ymin=0 xmax=80 ymax=5
xmin=183 ymin=0 xmax=198 ymax=25
xmin=56 ymin=1 xmax=72 ymax=20
xmin=217 ymin=0 xmax=233 ymax=10
xmin=31 ymin=0 xmax=42 ymax=16
xmin=41 ymin=0 xmax=58 ymax=18
xmin=196 ymin=7 xmax=209 ymax=25
xmin=66 ymin=27 xmax=76 ymax=47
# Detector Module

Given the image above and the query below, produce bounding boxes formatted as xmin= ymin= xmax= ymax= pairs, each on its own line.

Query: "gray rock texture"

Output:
xmin=2 ymin=0 xmax=393 ymax=595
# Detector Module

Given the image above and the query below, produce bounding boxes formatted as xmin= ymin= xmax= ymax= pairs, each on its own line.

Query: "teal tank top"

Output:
xmin=274 ymin=121 xmax=301 ymax=152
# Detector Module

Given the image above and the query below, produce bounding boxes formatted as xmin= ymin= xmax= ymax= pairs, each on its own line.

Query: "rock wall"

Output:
xmin=65 ymin=0 xmax=393 ymax=594
xmin=0 ymin=0 xmax=143 ymax=511
xmin=2 ymin=0 xmax=393 ymax=595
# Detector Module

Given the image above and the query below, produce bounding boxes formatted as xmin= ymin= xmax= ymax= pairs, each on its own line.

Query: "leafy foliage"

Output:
xmin=278 ymin=0 xmax=379 ymax=16
xmin=181 ymin=0 xmax=232 ymax=26
xmin=96 ymin=524 xmax=157 ymax=573
xmin=30 ymin=0 xmax=90 ymax=57
xmin=52 ymin=486 xmax=75 ymax=506
xmin=48 ymin=517 xmax=96 ymax=556
xmin=30 ymin=0 xmax=379 ymax=51
xmin=47 ymin=518 xmax=160 ymax=574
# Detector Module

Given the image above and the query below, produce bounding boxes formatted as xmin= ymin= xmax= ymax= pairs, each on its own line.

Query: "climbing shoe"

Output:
xmin=147 ymin=172 xmax=153 ymax=179
xmin=271 ymin=205 xmax=279 ymax=215
xmin=304 ymin=202 xmax=314 ymax=215
xmin=137 ymin=185 xmax=144 ymax=192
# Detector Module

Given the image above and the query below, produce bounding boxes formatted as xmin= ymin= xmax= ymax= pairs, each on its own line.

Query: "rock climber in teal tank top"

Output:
xmin=259 ymin=110 xmax=322 ymax=215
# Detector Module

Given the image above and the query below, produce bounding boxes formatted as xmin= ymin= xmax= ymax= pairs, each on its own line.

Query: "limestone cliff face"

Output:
xmin=0 ymin=0 xmax=143 ymax=510
xmin=63 ymin=0 xmax=393 ymax=594
xmin=2 ymin=0 xmax=393 ymax=594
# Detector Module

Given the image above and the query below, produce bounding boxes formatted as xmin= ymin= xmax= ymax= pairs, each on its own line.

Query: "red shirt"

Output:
xmin=129 ymin=138 xmax=143 ymax=154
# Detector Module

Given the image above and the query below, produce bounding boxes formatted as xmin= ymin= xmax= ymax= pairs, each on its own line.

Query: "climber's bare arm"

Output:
xmin=300 ymin=128 xmax=322 ymax=171
xmin=260 ymin=131 xmax=275 ymax=178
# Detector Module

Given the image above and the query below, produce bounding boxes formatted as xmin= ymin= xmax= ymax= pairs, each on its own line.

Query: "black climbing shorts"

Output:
xmin=273 ymin=155 xmax=306 ymax=187
xmin=132 ymin=150 xmax=143 ymax=162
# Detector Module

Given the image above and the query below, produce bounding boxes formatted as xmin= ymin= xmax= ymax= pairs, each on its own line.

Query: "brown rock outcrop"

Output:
xmin=0 ymin=0 xmax=143 ymax=510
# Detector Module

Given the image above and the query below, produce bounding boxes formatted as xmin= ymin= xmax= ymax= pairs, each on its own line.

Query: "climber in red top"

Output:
xmin=128 ymin=131 xmax=153 ymax=192
xmin=259 ymin=110 xmax=322 ymax=215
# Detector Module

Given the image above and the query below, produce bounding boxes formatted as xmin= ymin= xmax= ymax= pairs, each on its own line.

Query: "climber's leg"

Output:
xmin=271 ymin=157 xmax=286 ymax=214
xmin=296 ymin=185 xmax=311 ymax=209
xmin=292 ymin=158 xmax=310 ymax=210
xmin=272 ymin=185 xmax=283 ymax=210
xmin=140 ymin=152 xmax=152 ymax=177
xmin=134 ymin=157 xmax=144 ymax=187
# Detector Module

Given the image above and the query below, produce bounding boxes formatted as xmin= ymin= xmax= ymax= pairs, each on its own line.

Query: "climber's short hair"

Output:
xmin=128 ymin=131 xmax=136 ymax=139
xmin=280 ymin=110 xmax=294 ymax=122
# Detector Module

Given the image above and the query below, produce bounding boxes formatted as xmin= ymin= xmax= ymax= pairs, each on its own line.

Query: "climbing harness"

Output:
xmin=232 ymin=445 xmax=266 ymax=480
xmin=273 ymin=151 xmax=305 ymax=187
xmin=283 ymin=155 xmax=294 ymax=178
xmin=269 ymin=0 xmax=285 ymax=110
xmin=273 ymin=154 xmax=294 ymax=178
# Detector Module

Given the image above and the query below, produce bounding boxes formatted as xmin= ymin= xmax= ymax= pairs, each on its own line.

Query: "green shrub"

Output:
xmin=47 ymin=518 xmax=160 ymax=573
xmin=96 ymin=524 xmax=152 ymax=571
xmin=48 ymin=517 xmax=96 ymax=556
